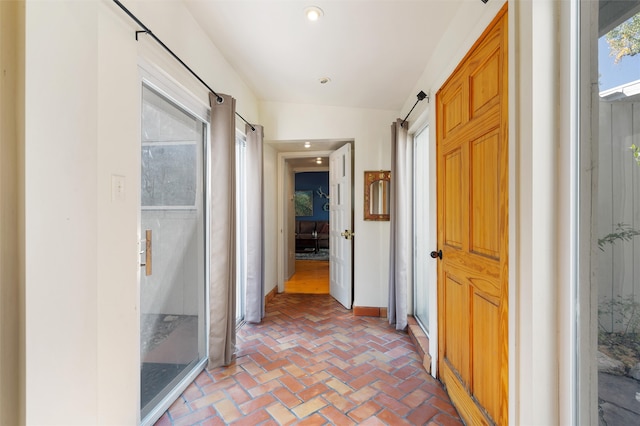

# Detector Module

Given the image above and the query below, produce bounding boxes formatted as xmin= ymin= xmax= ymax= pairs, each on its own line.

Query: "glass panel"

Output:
xmin=142 ymin=144 xmax=197 ymax=207
xmin=236 ymin=134 xmax=246 ymax=324
xmin=594 ymin=4 xmax=640 ymax=424
xmin=140 ymin=84 xmax=206 ymax=420
xmin=413 ymin=128 xmax=430 ymax=332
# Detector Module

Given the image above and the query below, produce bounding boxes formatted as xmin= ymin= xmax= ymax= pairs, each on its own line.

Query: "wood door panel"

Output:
xmin=470 ymin=49 xmax=501 ymax=118
xmin=441 ymin=106 xmax=500 ymax=150
xmin=472 ymin=291 xmax=500 ymax=421
xmin=444 ymin=149 xmax=464 ymax=249
xmin=468 ymin=13 xmax=503 ymax=117
xmin=441 ymin=83 xmax=466 ymax=139
xmin=469 ymin=277 xmax=501 ymax=303
xmin=444 ymin=273 xmax=469 ymax=382
xmin=443 ymin=249 xmax=501 ymax=283
xmin=470 ymin=131 xmax=501 ymax=259
xmin=436 ymin=5 xmax=508 ymax=425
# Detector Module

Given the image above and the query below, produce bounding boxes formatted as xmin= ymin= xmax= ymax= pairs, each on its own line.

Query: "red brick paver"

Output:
xmin=156 ymin=294 xmax=461 ymax=425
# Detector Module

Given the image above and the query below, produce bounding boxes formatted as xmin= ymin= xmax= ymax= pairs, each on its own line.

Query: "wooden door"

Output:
xmin=435 ymin=5 xmax=508 ymax=425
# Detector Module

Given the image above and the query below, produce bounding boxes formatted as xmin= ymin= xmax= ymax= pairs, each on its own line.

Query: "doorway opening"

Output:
xmin=287 ymin=170 xmax=330 ymax=294
xmin=274 ymin=140 xmax=354 ymax=307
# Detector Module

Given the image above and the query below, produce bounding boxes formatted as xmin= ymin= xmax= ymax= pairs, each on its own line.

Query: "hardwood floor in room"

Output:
xmin=284 ymin=260 xmax=329 ymax=294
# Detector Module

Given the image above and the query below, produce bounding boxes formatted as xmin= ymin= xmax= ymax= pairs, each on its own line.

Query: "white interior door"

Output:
xmin=329 ymin=143 xmax=352 ymax=309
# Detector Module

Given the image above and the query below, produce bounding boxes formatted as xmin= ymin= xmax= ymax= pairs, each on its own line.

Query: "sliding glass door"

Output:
xmin=413 ymin=127 xmax=433 ymax=333
xmin=139 ymin=83 xmax=207 ymax=422
xmin=236 ymin=132 xmax=246 ymax=325
xmin=585 ymin=2 xmax=640 ymax=423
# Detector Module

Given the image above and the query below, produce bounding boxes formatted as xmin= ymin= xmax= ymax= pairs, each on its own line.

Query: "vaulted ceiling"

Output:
xmin=184 ymin=0 xmax=464 ymax=112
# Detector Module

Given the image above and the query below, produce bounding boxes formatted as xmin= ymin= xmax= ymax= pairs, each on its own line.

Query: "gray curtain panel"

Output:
xmin=245 ymin=123 xmax=265 ymax=323
xmin=388 ymin=119 xmax=410 ymax=330
xmin=208 ymin=93 xmax=237 ymax=368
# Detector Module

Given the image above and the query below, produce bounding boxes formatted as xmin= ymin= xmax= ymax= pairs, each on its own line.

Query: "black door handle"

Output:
xmin=430 ymin=250 xmax=442 ymax=260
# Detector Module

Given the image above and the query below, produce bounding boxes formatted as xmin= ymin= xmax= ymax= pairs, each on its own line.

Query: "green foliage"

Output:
xmin=598 ymin=223 xmax=640 ymax=251
xmin=631 ymin=144 xmax=640 ymax=166
xmin=605 ymin=12 xmax=640 ymax=63
xmin=599 ymin=295 xmax=640 ymax=337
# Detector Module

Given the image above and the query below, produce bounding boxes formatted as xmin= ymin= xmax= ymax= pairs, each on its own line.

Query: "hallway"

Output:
xmin=155 ymin=294 xmax=462 ymax=425
xmin=284 ymin=260 xmax=330 ymax=294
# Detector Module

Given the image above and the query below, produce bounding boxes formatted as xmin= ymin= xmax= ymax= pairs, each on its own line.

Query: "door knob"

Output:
xmin=340 ymin=229 xmax=354 ymax=240
xmin=430 ymin=249 xmax=442 ymax=260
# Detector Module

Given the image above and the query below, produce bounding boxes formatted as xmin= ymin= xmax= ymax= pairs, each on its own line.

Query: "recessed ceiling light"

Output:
xmin=304 ymin=141 xmax=311 ymax=148
xmin=316 ymin=159 xmax=322 ymax=164
xmin=305 ymin=6 xmax=323 ymax=21
xmin=319 ymin=77 xmax=331 ymax=84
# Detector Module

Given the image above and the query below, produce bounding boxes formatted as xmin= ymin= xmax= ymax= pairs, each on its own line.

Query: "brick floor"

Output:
xmin=156 ymin=293 xmax=462 ymax=425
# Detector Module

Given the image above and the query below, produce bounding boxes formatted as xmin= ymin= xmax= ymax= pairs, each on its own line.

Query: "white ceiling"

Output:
xmin=267 ymin=139 xmax=348 ymax=153
xmin=184 ymin=0 xmax=464 ymax=112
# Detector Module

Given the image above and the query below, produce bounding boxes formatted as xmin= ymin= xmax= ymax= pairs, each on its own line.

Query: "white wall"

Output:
xmin=23 ymin=0 xmax=259 ymax=423
xmin=260 ymin=102 xmax=398 ymax=308
xmin=96 ymin=2 xmax=140 ymax=422
xmin=25 ymin=2 xmax=101 ymax=423
xmin=512 ymin=1 xmax=577 ymax=423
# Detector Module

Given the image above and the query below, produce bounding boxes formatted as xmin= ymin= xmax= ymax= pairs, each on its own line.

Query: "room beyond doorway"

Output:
xmin=273 ymin=139 xmax=353 ymax=296
xmin=284 ymin=260 xmax=329 ymax=294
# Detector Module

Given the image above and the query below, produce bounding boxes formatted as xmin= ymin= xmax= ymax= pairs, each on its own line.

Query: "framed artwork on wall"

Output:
xmin=294 ymin=190 xmax=313 ymax=216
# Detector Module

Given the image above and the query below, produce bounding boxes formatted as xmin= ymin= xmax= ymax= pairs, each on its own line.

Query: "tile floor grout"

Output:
xmin=155 ymin=293 xmax=462 ymax=426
